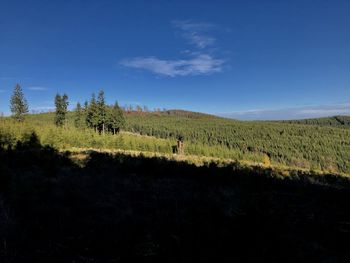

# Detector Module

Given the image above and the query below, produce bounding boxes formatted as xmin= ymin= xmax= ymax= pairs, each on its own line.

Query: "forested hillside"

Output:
xmin=280 ymin=115 xmax=350 ymax=128
xmin=125 ymin=111 xmax=350 ymax=173
xmin=4 ymin=110 xmax=350 ymax=174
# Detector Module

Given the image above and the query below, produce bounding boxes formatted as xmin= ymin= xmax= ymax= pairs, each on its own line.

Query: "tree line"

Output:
xmin=9 ymin=84 xmax=125 ymax=134
xmin=75 ymin=90 xmax=125 ymax=134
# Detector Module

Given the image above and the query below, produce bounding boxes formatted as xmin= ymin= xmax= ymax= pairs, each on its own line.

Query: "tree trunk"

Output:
xmin=102 ymin=123 xmax=105 ymax=134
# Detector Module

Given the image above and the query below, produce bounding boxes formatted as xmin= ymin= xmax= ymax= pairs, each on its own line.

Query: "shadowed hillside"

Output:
xmin=1 ymin=133 xmax=350 ymax=262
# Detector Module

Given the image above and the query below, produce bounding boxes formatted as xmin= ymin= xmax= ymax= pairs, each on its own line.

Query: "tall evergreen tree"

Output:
xmin=54 ymin=94 xmax=62 ymax=126
xmin=54 ymin=93 xmax=69 ymax=127
xmin=97 ymin=90 xmax=107 ymax=134
xmin=83 ymin=101 xmax=89 ymax=112
xmin=74 ymin=102 xmax=84 ymax=128
xmin=10 ymin=84 xmax=29 ymax=122
xmin=107 ymin=101 xmax=126 ymax=134
xmin=62 ymin=94 xmax=69 ymax=111
xmin=86 ymin=93 xmax=99 ymax=132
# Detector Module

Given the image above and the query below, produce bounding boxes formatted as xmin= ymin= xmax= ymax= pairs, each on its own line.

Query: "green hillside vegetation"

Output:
xmin=2 ymin=85 xmax=350 ymax=174
xmin=2 ymin=109 xmax=350 ymax=174
xmin=0 ymin=115 xmax=264 ymax=166
xmin=125 ymin=111 xmax=350 ymax=173
xmin=280 ymin=115 xmax=350 ymax=128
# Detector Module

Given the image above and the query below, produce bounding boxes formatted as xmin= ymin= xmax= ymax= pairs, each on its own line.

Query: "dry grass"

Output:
xmin=65 ymin=147 xmax=350 ymax=179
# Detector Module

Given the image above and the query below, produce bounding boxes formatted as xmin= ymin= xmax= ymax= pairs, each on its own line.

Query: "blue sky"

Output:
xmin=1 ymin=0 xmax=350 ymax=119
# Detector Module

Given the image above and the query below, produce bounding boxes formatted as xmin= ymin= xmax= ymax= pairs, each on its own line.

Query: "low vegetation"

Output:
xmin=2 ymin=111 xmax=350 ymax=174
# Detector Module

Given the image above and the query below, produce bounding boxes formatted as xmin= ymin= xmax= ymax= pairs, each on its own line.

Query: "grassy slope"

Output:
xmin=3 ymin=110 xmax=350 ymax=174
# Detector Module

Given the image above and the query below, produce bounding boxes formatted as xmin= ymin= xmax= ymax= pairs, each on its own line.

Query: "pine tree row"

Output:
xmin=9 ymin=84 xmax=125 ymax=135
xmin=75 ymin=90 xmax=125 ymax=134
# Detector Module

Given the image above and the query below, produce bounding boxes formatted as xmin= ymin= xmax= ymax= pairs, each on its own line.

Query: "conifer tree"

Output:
xmin=83 ymin=101 xmax=89 ymax=111
xmin=54 ymin=93 xmax=69 ymax=127
xmin=54 ymin=94 xmax=62 ymax=126
xmin=74 ymin=102 xmax=84 ymax=128
xmin=86 ymin=93 xmax=99 ymax=132
xmin=97 ymin=90 xmax=107 ymax=134
xmin=62 ymin=94 xmax=69 ymax=109
xmin=107 ymin=101 xmax=126 ymax=134
xmin=10 ymin=84 xmax=29 ymax=122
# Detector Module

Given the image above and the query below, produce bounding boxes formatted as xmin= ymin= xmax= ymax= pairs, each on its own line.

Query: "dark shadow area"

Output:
xmin=1 ymin=132 xmax=350 ymax=262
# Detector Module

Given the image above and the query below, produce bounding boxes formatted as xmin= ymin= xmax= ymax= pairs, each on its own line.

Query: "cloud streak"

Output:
xmin=120 ymin=19 xmax=225 ymax=77
xmin=120 ymin=54 xmax=223 ymax=77
xmin=219 ymin=103 xmax=350 ymax=120
xmin=27 ymin=86 xmax=48 ymax=91
xmin=31 ymin=106 xmax=55 ymax=111
xmin=172 ymin=20 xmax=216 ymax=49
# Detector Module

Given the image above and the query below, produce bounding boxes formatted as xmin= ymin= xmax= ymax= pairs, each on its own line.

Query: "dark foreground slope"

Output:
xmin=1 ymin=133 xmax=350 ymax=263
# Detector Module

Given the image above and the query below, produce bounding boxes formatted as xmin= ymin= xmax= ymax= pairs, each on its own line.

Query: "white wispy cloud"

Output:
xmin=27 ymin=86 xmax=48 ymax=91
xmin=172 ymin=20 xmax=216 ymax=49
xmin=31 ymin=106 xmax=55 ymax=111
xmin=120 ymin=19 xmax=225 ymax=77
xmin=120 ymin=101 xmax=142 ymax=105
xmin=120 ymin=54 xmax=223 ymax=77
xmin=219 ymin=103 xmax=350 ymax=120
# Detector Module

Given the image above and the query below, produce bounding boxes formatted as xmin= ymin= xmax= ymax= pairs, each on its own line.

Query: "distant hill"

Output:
xmin=24 ymin=109 xmax=222 ymax=125
xmin=279 ymin=115 xmax=350 ymax=128
xmin=125 ymin=109 xmax=220 ymax=119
